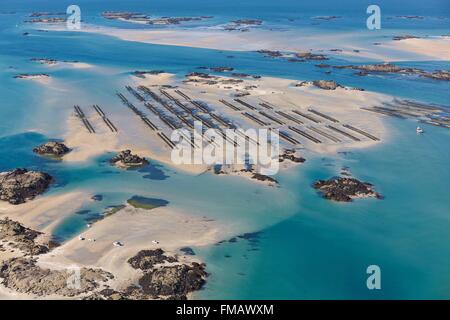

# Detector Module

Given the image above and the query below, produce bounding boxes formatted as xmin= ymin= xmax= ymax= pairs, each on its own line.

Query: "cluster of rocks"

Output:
xmin=392 ymin=35 xmax=420 ymax=41
xmin=128 ymin=249 xmax=177 ymax=269
xmin=332 ymin=63 xmax=450 ymax=81
xmin=14 ymin=73 xmax=50 ymax=80
xmin=109 ymin=150 xmax=149 ymax=168
xmin=0 ymin=218 xmax=54 ymax=255
xmin=33 ymin=141 xmax=70 ymax=157
xmin=30 ymin=58 xmax=58 ymax=65
xmin=0 ymin=257 xmax=113 ymax=297
xmin=184 ymin=73 xmax=247 ymax=87
xmin=313 ymin=177 xmax=382 ymax=202
xmin=312 ymin=15 xmax=341 ymax=21
xmin=231 ymin=19 xmax=263 ymax=26
xmin=394 ymin=15 xmax=424 ymax=20
xmin=295 ymin=80 xmax=344 ymax=90
xmin=198 ymin=66 xmax=234 ymax=72
xmin=295 ymin=52 xmax=329 ymax=61
xmin=256 ymin=50 xmax=284 ymax=58
xmin=128 ymin=249 xmax=207 ymax=299
xmin=256 ymin=50 xmax=329 ymax=63
xmin=102 ymin=11 xmax=211 ymax=25
xmin=84 ymin=249 xmax=208 ymax=300
xmin=29 ymin=12 xmax=65 ymax=17
xmin=132 ymin=70 xmax=165 ymax=78
xmin=0 ymin=168 xmax=53 ymax=204
xmin=279 ymin=149 xmax=306 ymax=163
xmin=224 ymin=19 xmax=263 ymax=31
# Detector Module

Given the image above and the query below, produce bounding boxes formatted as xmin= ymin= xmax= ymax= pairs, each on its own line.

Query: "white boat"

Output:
xmin=416 ymin=126 xmax=424 ymax=134
xmin=152 ymin=240 xmax=159 ymax=244
xmin=113 ymin=241 xmax=123 ymax=247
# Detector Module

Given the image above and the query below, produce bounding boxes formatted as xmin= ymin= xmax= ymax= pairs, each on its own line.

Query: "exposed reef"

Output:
xmin=0 ymin=257 xmax=113 ymax=297
xmin=33 ymin=141 xmax=70 ymax=157
xmin=128 ymin=249 xmax=207 ymax=299
xmin=109 ymin=150 xmax=149 ymax=169
xmin=0 ymin=218 xmax=55 ymax=255
xmin=14 ymin=73 xmax=50 ymax=80
xmin=132 ymin=70 xmax=166 ymax=78
xmin=333 ymin=63 xmax=450 ymax=81
xmin=392 ymin=35 xmax=421 ymax=41
xmin=0 ymin=169 xmax=52 ymax=204
xmin=102 ymin=11 xmax=211 ymax=25
xmin=313 ymin=177 xmax=382 ymax=202
xmin=279 ymin=149 xmax=306 ymax=163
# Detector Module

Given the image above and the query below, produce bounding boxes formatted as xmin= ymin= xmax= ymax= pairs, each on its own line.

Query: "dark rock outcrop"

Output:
xmin=312 ymin=80 xmax=342 ymax=90
xmin=251 ymin=173 xmax=278 ymax=184
xmin=333 ymin=63 xmax=450 ymax=81
xmin=0 ymin=218 xmax=51 ymax=255
xmin=109 ymin=150 xmax=149 ymax=168
xmin=279 ymin=149 xmax=306 ymax=163
xmin=33 ymin=141 xmax=70 ymax=157
xmin=138 ymin=263 xmax=207 ymax=297
xmin=127 ymin=249 xmax=208 ymax=299
xmin=128 ymin=249 xmax=177 ymax=270
xmin=295 ymin=52 xmax=328 ymax=61
xmin=313 ymin=177 xmax=382 ymax=202
xmin=0 ymin=257 xmax=113 ymax=297
xmin=0 ymin=169 xmax=52 ymax=204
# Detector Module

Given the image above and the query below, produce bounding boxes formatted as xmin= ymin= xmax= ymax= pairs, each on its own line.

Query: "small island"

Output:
xmin=109 ymin=150 xmax=149 ymax=169
xmin=33 ymin=141 xmax=71 ymax=158
xmin=313 ymin=177 xmax=382 ymax=202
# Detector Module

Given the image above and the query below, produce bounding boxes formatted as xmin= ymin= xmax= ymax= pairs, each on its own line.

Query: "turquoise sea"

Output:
xmin=0 ymin=0 xmax=449 ymax=299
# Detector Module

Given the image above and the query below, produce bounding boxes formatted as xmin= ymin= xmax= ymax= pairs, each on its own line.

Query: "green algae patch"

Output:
xmin=127 ymin=196 xmax=169 ymax=210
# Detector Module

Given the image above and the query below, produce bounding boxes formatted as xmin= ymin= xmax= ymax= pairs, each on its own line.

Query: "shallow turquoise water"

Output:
xmin=0 ymin=0 xmax=449 ymax=299
xmin=196 ymin=118 xmax=450 ymax=299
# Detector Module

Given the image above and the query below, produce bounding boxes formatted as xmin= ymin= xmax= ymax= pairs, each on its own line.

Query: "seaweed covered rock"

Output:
xmin=313 ymin=177 xmax=382 ymax=202
xmin=128 ymin=249 xmax=177 ymax=270
xmin=109 ymin=150 xmax=149 ymax=168
xmin=33 ymin=141 xmax=70 ymax=157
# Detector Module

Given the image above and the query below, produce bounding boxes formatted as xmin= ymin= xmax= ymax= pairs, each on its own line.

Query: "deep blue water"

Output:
xmin=0 ymin=0 xmax=449 ymax=299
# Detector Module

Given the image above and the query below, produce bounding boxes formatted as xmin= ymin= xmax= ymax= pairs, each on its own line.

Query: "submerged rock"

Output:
xmin=0 ymin=168 xmax=52 ymax=204
xmin=33 ymin=141 xmax=70 ymax=157
xmin=109 ymin=150 xmax=149 ymax=168
xmin=313 ymin=177 xmax=382 ymax=202
xmin=180 ymin=247 xmax=196 ymax=256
